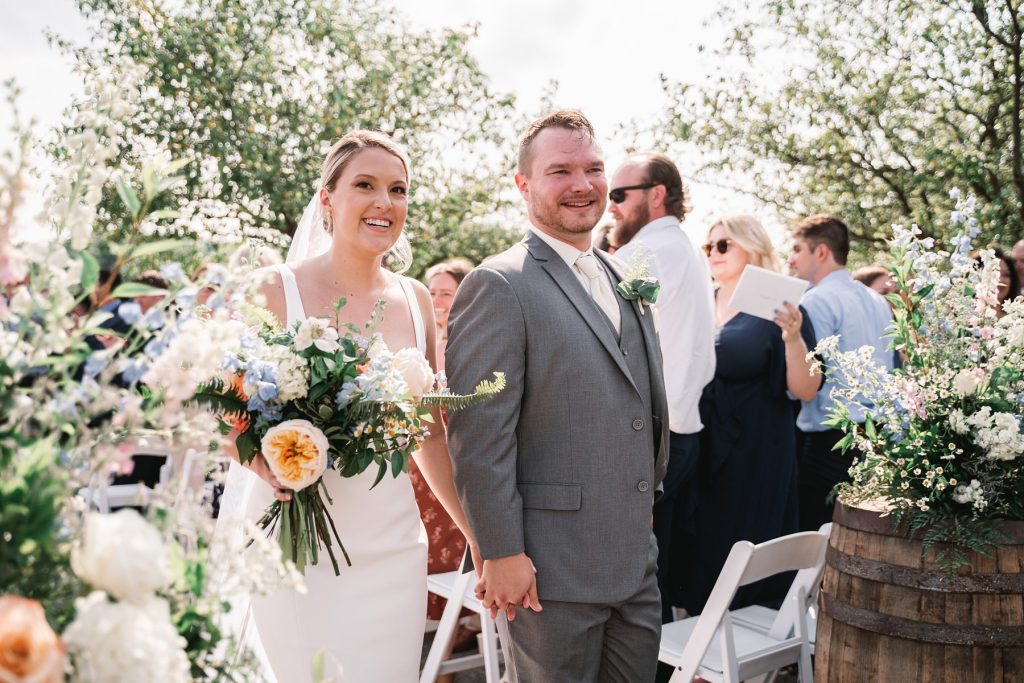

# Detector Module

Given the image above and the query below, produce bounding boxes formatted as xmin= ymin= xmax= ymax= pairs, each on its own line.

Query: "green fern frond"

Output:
xmin=190 ymin=378 xmax=249 ymax=418
xmin=421 ymin=372 xmax=506 ymax=410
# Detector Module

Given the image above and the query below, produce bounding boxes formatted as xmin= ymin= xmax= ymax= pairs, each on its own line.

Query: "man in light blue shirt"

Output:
xmin=787 ymin=214 xmax=895 ymax=530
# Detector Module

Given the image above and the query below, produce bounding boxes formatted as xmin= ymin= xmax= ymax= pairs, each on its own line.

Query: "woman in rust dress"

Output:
xmin=410 ymin=258 xmax=475 ymax=640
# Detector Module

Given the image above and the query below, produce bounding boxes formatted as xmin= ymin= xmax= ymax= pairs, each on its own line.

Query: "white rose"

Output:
xmin=293 ymin=317 xmax=340 ymax=353
xmin=392 ymin=347 xmax=435 ymax=398
xmin=261 ymin=419 xmax=329 ymax=490
xmin=64 ymin=592 xmax=190 ymax=683
xmin=951 ymin=368 xmax=983 ymax=396
xmin=72 ymin=509 xmax=173 ymax=603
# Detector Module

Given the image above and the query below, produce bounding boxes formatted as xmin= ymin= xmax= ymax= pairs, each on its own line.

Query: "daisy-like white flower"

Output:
xmin=294 ymin=317 xmax=340 ymax=353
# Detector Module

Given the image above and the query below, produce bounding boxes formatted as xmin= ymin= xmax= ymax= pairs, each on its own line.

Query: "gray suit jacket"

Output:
xmin=445 ymin=231 xmax=670 ymax=604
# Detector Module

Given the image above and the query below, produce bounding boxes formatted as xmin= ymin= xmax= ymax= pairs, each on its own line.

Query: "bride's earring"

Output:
xmin=323 ymin=207 xmax=334 ymax=234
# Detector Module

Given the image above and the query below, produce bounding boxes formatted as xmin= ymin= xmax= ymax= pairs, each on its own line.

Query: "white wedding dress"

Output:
xmin=220 ymin=263 xmax=428 ymax=682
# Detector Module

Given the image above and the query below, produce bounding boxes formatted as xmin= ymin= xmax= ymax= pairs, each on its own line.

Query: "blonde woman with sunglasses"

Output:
xmin=679 ymin=214 xmax=822 ymax=617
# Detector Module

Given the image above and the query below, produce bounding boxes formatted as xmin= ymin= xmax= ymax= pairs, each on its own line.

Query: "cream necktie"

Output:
xmin=574 ymin=252 xmax=621 ymax=333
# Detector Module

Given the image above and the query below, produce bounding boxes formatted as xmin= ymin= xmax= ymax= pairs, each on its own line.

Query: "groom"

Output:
xmin=446 ymin=110 xmax=669 ymax=682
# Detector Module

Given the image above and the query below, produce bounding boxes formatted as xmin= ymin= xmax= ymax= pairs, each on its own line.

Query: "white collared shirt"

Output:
xmin=529 ymin=226 xmax=600 ymax=293
xmin=615 ymin=216 xmax=716 ymax=434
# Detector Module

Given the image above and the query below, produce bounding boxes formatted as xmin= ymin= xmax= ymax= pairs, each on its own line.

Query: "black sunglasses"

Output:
xmin=609 ymin=183 xmax=657 ymax=204
xmin=701 ymin=239 xmax=733 ymax=256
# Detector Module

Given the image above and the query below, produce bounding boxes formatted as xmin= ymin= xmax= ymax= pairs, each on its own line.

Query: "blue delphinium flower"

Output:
xmin=160 ymin=262 xmax=186 ymax=282
xmin=176 ymin=287 xmax=198 ymax=310
xmin=118 ymin=302 xmax=143 ymax=324
xmin=244 ymin=359 xmax=278 ymax=412
xmin=119 ymin=358 xmax=149 ymax=384
xmin=141 ymin=307 xmax=165 ymax=331
xmin=335 ymin=381 xmax=361 ymax=409
xmin=84 ymin=352 xmax=109 ymax=378
xmin=222 ymin=353 xmax=244 ymax=373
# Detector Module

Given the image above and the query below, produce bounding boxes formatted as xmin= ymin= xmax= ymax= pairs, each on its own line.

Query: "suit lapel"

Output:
xmin=598 ymin=251 xmax=669 ymax=420
xmin=524 ymin=234 xmax=639 ymax=396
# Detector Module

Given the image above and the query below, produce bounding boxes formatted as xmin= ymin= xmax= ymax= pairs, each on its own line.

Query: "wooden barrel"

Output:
xmin=816 ymin=502 xmax=1024 ymax=681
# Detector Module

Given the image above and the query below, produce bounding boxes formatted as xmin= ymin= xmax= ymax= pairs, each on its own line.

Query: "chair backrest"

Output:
xmin=737 ymin=531 xmax=828 ymax=587
xmin=675 ymin=531 xmax=829 ymax=678
xmin=767 ymin=523 xmax=832 ymax=639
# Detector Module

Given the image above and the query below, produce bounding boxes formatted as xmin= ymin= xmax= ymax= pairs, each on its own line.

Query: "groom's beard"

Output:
xmin=614 ymin=204 xmax=651 ymax=248
xmin=531 ymin=194 xmax=606 ymax=236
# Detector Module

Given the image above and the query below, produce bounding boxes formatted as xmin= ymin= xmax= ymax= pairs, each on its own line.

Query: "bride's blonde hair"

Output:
xmin=320 ymin=131 xmax=413 ymax=273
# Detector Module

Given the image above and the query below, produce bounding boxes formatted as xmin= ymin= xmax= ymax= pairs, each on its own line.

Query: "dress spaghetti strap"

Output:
xmin=397 ymin=276 xmax=427 ymax=355
xmin=276 ymin=264 xmax=306 ymax=327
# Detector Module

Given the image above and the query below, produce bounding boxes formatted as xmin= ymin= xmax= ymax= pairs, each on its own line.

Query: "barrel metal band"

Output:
xmin=827 ymin=546 xmax=1024 ymax=593
xmin=820 ymin=593 xmax=1024 ymax=647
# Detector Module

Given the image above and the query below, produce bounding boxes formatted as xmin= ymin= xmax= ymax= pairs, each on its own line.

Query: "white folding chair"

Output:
xmin=660 ymin=531 xmax=827 ymax=683
xmin=420 ymin=570 xmax=502 ymax=683
xmin=731 ymin=523 xmax=832 ymax=655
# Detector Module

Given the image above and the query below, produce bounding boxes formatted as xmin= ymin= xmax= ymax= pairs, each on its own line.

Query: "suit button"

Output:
xmin=621 ymin=347 xmax=629 ymax=356
xmin=637 ymin=480 xmax=650 ymax=492
xmin=632 ymin=418 xmax=644 ymax=431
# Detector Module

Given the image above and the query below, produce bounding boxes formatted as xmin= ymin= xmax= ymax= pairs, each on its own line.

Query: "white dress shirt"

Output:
xmin=615 ymin=216 xmax=716 ymax=434
xmin=529 ymin=227 xmax=620 ymax=331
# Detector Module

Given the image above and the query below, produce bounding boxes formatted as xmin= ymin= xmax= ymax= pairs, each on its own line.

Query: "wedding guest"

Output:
xmin=411 ymin=256 xmax=478 ymax=667
xmin=973 ymin=248 xmax=1020 ymax=317
xmin=592 ymin=222 xmax=619 ymax=254
xmin=995 ymin=248 xmax=1021 ymax=306
xmin=686 ymin=214 xmax=819 ymax=616
xmin=609 ymin=153 xmax=715 ymax=625
xmin=424 ymin=257 xmax=474 ymax=375
xmin=1012 ymin=239 xmax=1024 ymax=286
xmin=132 ymin=270 xmax=169 ymax=313
xmin=852 ymin=265 xmax=896 ymax=296
xmin=788 ymin=214 xmax=895 ymax=531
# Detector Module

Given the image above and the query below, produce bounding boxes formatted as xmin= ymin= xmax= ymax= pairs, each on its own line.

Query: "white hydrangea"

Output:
xmin=63 ymin=592 xmax=190 ymax=683
xmin=71 ymin=510 xmax=173 ymax=603
xmin=264 ymin=343 xmax=310 ymax=402
xmin=951 ymin=479 xmax=988 ymax=511
xmin=948 ymin=408 xmax=969 ymax=434
xmin=964 ymin=407 xmax=1024 ymax=461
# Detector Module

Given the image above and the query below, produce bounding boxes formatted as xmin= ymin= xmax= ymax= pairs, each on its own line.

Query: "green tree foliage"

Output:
xmin=661 ymin=0 xmax=1024 ymax=250
xmin=66 ymin=0 xmax=522 ymax=277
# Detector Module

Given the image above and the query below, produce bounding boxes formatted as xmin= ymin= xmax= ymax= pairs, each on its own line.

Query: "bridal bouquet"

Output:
xmin=194 ymin=304 xmax=504 ymax=574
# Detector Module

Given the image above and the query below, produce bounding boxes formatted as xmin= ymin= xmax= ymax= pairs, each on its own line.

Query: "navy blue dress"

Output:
xmin=681 ymin=309 xmax=816 ymax=614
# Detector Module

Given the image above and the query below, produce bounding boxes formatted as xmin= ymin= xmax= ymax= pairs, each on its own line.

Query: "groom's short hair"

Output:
xmin=517 ymin=110 xmax=596 ymax=176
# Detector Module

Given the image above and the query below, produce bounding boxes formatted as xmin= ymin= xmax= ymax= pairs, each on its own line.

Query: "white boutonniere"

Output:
xmin=615 ymin=254 xmax=660 ymax=315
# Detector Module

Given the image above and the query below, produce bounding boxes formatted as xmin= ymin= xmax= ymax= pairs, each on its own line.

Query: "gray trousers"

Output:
xmin=497 ymin=539 xmax=662 ymax=683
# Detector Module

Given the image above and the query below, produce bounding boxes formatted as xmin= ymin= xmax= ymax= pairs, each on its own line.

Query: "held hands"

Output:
xmin=474 ymin=552 xmax=543 ymax=621
xmin=773 ymin=302 xmax=803 ymax=343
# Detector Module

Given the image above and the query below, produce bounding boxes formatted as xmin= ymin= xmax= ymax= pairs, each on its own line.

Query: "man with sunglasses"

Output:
xmin=609 ymin=154 xmax=715 ymax=633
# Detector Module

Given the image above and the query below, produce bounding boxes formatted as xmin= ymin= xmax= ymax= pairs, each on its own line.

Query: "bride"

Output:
xmin=218 ymin=131 xmax=479 ymax=681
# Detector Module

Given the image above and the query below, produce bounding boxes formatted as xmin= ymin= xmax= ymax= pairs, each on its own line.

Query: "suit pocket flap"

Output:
xmin=518 ymin=482 xmax=582 ymax=511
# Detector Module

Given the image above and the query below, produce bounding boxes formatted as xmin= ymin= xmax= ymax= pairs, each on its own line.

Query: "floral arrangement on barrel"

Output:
xmin=194 ymin=303 xmax=505 ymax=574
xmin=0 ymin=59 xmax=295 ymax=681
xmin=816 ymin=191 xmax=1024 ymax=571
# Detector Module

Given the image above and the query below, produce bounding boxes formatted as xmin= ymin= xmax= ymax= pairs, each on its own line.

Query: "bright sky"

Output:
xmin=0 ymin=0 xmax=770 ymax=245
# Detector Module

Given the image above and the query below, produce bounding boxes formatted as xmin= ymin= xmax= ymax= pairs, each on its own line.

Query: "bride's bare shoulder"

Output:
xmin=254 ymin=264 xmax=287 ymax=325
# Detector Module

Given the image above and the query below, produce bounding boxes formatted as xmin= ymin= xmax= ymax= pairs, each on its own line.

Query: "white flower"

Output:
xmin=71 ymin=510 xmax=173 ymax=603
xmin=63 ymin=592 xmax=190 ymax=683
xmin=392 ymin=347 xmax=435 ymax=398
xmin=952 ymin=368 xmax=985 ymax=395
xmin=949 ymin=409 xmax=969 ymax=434
xmin=264 ymin=343 xmax=310 ymax=402
xmin=294 ymin=317 xmax=340 ymax=353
